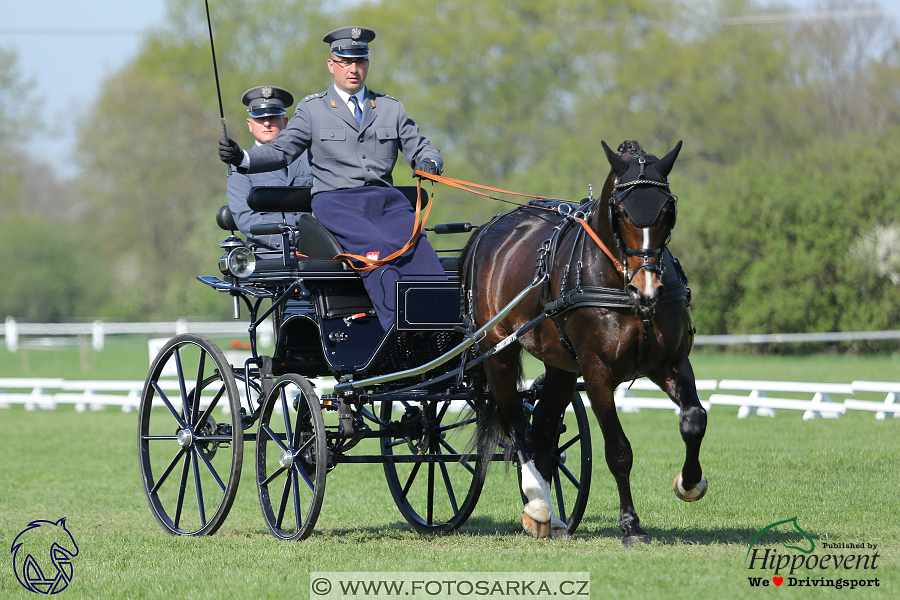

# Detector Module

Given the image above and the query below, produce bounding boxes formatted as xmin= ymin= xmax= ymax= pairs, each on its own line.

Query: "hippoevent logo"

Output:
xmin=746 ymin=517 xmax=881 ymax=590
xmin=11 ymin=518 xmax=79 ymax=594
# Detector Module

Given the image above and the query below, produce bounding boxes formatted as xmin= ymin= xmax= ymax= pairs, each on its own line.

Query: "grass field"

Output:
xmin=1 ymin=340 xmax=899 ymax=598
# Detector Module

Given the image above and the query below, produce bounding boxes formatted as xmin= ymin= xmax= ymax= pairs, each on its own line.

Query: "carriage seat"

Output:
xmin=238 ymin=186 xmax=458 ymax=272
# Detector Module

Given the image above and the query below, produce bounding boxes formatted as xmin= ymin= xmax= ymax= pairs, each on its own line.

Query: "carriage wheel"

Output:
xmin=138 ymin=334 xmax=243 ymax=536
xmin=256 ymin=374 xmax=327 ymax=541
xmin=519 ymin=380 xmax=593 ymax=535
xmin=380 ymin=398 xmax=487 ymax=534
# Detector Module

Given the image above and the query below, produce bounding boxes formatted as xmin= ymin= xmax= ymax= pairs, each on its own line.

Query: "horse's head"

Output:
xmin=601 ymin=139 xmax=682 ymax=309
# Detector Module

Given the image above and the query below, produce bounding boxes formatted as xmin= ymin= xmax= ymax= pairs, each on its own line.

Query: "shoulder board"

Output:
xmin=301 ymin=91 xmax=327 ymax=102
xmin=373 ymin=92 xmax=398 ymax=102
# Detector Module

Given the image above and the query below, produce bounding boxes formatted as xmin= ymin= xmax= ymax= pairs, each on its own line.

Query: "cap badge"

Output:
xmin=261 ymin=86 xmax=273 ymax=99
xmin=351 ymin=27 xmax=361 ymax=40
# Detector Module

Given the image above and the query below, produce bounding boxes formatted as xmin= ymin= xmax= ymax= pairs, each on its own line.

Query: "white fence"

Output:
xmin=2 ymin=377 xmax=898 ymax=420
xmin=4 ymin=317 xmax=900 ymax=352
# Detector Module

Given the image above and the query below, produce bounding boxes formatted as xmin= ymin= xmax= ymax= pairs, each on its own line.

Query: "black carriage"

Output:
xmin=137 ymin=185 xmax=593 ymax=539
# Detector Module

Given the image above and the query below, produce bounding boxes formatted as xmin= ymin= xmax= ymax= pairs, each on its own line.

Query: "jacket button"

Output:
xmin=366 ymin=167 xmax=370 ymax=172
xmin=361 ymin=154 xmax=366 ymax=159
xmin=330 ymin=133 xmax=335 ymax=138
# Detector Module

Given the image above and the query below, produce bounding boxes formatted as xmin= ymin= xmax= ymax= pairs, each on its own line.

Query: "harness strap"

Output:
xmin=335 ymin=179 xmax=434 ymax=272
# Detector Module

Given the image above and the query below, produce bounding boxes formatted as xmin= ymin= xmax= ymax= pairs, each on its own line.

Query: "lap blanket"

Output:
xmin=312 ymin=187 xmax=447 ymax=330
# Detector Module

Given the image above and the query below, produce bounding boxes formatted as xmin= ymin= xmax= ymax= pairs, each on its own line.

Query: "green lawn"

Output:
xmin=1 ymin=402 xmax=897 ymax=599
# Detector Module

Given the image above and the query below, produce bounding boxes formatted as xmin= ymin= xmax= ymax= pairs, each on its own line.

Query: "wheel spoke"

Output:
xmin=173 ymin=450 xmax=191 ymax=529
xmin=291 ymin=468 xmax=303 ymax=532
xmin=295 ymin=460 xmax=316 ymax=493
xmin=281 ymin=388 xmax=293 ymax=444
xmin=553 ymin=467 xmax=567 ymax=523
xmin=150 ymin=447 xmax=187 ymax=494
xmin=427 ymin=462 xmax=435 ymax=526
xmin=261 ymin=424 xmax=289 ymax=453
xmin=438 ymin=437 xmax=476 ymax=475
xmin=194 ymin=384 xmax=226 ymax=430
xmin=440 ymin=416 xmax=477 ymax=433
xmin=192 ymin=351 xmax=206 ymax=426
xmin=192 ymin=448 xmax=207 ymax=528
xmin=261 ymin=464 xmax=287 ymax=488
xmin=276 ymin=471 xmax=291 ymax=529
xmin=438 ymin=461 xmax=459 ymax=514
xmin=291 ymin=400 xmax=309 ymax=448
xmin=174 ymin=348 xmax=190 ymax=421
xmin=401 ymin=462 xmax=422 ymax=498
xmin=434 ymin=401 xmax=450 ymax=424
xmin=558 ymin=433 xmax=581 ymax=453
xmin=558 ymin=462 xmax=580 ymax=488
xmin=152 ymin=382 xmax=187 ymax=429
xmin=195 ymin=445 xmax=226 ymax=493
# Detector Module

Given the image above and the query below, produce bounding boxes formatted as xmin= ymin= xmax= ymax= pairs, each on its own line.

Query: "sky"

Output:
xmin=3 ymin=0 xmax=900 ymax=178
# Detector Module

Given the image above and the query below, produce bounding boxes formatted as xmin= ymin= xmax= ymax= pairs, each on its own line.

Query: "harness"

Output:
xmin=462 ymin=194 xmax=690 ymax=376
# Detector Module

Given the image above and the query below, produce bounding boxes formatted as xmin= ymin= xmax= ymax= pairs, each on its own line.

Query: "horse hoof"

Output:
xmin=522 ymin=511 xmax=551 ymax=538
xmin=673 ymin=472 xmax=708 ymax=502
xmin=623 ymin=535 xmax=652 ymax=547
xmin=549 ymin=516 xmax=571 ymax=539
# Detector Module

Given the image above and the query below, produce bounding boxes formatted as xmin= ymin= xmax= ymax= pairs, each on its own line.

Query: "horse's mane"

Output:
xmin=616 ymin=140 xmax=644 ymax=155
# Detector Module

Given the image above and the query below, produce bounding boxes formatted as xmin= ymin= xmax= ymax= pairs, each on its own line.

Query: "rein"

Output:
xmin=416 ymin=171 xmax=624 ymax=273
xmin=335 ymin=179 xmax=435 ymax=272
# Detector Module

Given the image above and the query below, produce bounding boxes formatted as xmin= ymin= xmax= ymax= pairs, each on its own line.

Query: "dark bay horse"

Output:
xmin=461 ymin=140 xmax=708 ymax=545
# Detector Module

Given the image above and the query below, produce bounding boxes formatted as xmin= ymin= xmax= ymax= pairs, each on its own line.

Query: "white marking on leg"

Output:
xmin=520 ymin=460 xmax=544 ymax=503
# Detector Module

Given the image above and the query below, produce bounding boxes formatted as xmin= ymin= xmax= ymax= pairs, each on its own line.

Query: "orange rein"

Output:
xmin=334 ymin=178 xmax=435 ymax=272
xmin=416 ymin=172 xmax=624 ymax=274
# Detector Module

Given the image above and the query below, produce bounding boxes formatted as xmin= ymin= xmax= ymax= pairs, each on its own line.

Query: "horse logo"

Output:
xmin=747 ymin=516 xmax=815 ymax=557
xmin=11 ymin=518 xmax=79 ymax=594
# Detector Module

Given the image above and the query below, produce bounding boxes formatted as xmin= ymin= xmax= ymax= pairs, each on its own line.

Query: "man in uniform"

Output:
xmin=227 ymin=85 xmax=313 ymax=251
xmin=219 ymin=26 xmax=445 ymax=331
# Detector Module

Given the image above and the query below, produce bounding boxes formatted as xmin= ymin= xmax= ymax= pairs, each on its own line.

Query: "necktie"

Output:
xmin=349 ymin=95 xmax=362 ymax=127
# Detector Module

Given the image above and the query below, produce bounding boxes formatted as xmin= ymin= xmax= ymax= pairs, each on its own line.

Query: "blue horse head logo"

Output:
xmin=11 ymin=518 xmax=79 ymax=594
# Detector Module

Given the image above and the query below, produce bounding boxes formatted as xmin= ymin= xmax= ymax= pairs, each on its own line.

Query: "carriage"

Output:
xmin=136 ymin=183 xmax=594 ymax=540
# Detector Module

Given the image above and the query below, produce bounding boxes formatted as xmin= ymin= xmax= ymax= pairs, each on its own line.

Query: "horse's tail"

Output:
xmin=468 ymin=354 xmax=525 ymax=473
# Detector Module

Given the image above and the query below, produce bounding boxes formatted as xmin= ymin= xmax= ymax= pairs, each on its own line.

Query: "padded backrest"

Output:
xmin=245 ymin=185 xmax=425 ymax=214
xmin=247 ymin=186 xmax=313 ymax=212
xmin=297 ymin=214 xmax=345 ymax=257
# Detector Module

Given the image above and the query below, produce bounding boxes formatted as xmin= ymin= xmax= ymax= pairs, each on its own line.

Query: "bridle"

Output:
xmin=607 ymin=154 xmax=678 ymax=285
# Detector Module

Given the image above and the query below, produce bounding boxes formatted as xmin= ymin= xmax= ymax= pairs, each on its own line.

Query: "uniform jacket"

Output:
xmin=243 ymin=85 xmax=442 ymax=194
xmin=227 ymin=150 xmax=313 ymax=250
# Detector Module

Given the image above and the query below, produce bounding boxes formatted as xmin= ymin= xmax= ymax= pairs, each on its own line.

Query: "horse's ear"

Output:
xmin=654 ymin=140 xmax=683 ymax=178
xmin=601 ymin=140 xmax=630 ymax=178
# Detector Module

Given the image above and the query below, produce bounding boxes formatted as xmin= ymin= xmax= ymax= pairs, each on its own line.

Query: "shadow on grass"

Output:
xmin=310 ymin=514 xmax=822 ymax=548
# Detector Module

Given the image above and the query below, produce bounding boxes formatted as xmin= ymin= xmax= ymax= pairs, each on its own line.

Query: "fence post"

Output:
xmin=92 ymin=320 xmax=105 ymax=351
xmin=5 ymin=316 xmax=18 ymax=353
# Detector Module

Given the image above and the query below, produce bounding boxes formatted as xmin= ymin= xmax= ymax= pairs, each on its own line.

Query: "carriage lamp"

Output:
xmin=226 ymin=247 xmax=257 ymax=278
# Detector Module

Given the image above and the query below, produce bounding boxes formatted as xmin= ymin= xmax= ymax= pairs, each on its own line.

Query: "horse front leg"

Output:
xmin=582 ymin=359 xmax=650 ymax=546
xmin=650 ymin=351 xmax=709 ymax=502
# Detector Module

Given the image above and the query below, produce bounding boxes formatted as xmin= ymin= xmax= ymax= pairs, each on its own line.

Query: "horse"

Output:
xmin=460 ymin=140 xmax=708 ymax=545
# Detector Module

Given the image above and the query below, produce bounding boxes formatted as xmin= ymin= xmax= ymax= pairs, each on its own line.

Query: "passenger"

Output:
xmin=226 ymin=85 xmax=313 ymax=251
xmin=219 ymin=26 xmax=446 ymax=331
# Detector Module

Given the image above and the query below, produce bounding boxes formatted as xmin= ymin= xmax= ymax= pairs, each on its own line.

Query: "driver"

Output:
xmin=219 ymin=26 xmax=446 ymax=331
